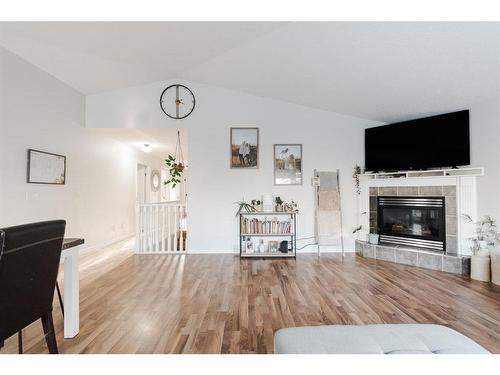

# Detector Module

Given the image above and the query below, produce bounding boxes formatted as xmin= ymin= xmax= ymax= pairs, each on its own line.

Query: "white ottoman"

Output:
xmin=274 ymin=324 xmax=489 ymax=354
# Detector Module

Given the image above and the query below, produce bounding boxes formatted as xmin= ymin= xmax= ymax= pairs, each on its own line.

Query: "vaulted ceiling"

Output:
xmin=1 ymin=22 xmax=499 ymax=122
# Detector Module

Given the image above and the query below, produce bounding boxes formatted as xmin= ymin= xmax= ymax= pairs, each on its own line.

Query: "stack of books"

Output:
xmin=240 ymin=217 xmax=292 ymax=234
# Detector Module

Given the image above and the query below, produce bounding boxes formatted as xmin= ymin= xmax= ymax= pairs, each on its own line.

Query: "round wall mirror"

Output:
xmin=151 ymin=169 xmax=161 ymax=192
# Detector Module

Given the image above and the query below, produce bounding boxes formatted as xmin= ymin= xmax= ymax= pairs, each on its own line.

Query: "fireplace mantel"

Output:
xmin=362 ymin=167 xmax=484 ymax=179
xmin=357 ymin=168 xmax=485 ymax=256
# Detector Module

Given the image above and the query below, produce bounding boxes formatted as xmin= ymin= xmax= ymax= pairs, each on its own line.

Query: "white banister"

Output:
xmin=135 ymin=202 xmax=187 ymax=254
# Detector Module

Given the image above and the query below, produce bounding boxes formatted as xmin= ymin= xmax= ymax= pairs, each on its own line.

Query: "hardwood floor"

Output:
xmin=2 ymin=238 xmax=500 ymax=354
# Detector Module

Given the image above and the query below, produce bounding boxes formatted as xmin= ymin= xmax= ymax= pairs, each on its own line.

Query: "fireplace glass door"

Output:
xmin=377 ymin=196 xmax=445 ymax=251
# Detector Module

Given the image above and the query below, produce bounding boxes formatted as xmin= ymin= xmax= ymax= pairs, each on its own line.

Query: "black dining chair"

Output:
xmin=0 ymin=220 xmax=66 ymax=354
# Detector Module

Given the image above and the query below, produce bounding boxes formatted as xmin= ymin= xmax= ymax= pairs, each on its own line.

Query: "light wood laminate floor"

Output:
xmin=2 ymin=238 xmax=500 ymax=354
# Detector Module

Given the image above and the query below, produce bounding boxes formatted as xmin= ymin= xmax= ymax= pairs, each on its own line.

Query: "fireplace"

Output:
xmin=377 ymin=196 xmax=445 ymax=252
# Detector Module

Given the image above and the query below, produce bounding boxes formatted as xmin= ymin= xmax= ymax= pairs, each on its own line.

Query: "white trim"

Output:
xmin=186 ymin=248 xmax=356 ymax=255
xmin=299 ymin=247 xmax=355 ymax=254
xmin=363 ymin=167 xmax=484 ymax=179
xmin=187 ymin=249 xmax=237 ymax=254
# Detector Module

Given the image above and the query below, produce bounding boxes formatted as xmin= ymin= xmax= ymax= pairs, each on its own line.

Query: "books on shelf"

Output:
xmin=240 ymin=216 xmax=293 ymax=235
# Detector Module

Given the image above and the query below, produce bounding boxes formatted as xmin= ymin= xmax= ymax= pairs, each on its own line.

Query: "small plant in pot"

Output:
xmin=463 ymin=214 xmax=500 ymax=282
xmin=462 ymin=214 xmax=500 ymax=256
xmin=234 ymin=200 xmax=257 ymax=216
xmin=368 ymin=230 xmax=379 ymax=245
xmin=275 ymin=196 xmax=284 ymax=212
xmin=353 ymin=222 xmax=379 ymax=245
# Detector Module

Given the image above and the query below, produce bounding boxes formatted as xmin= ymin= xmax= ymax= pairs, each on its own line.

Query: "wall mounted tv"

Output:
xmin=365 ymin=110 xmax=470 ymax=172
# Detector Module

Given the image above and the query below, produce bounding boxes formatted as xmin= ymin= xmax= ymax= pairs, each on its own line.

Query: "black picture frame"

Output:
xmin=27 ymin=149 xmax=67 ymax=185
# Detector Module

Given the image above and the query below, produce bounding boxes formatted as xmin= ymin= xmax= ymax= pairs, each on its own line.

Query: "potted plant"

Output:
xmin=368 ymin=230 xmax=379 ymax=245
xmin=353 ymin=224 xmax=378 ymax=245
xmin=352 ymin=212 xmax=368 ymax=241
xmin=234 ymin=200 xmax=257 ymax=216
xmin=275 ymin=196 xmax=284 ymax=212
xmin=164 ymin=154 xmax=184 ymax=188
xmin=251 ymin=199 xmax=262 ymax=212
xmin=463 ymin=214 xmax=500 ymax=282
xmin=164 ymin=131 xmax=186 ymax=189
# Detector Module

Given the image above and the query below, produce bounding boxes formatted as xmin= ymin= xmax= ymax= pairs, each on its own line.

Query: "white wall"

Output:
xmin=86 ymin=79 xmax=382 ymax=253
xmin=469 ymin=96 xmax=500 ymax=221
xmin=0 ymin=47 xmax=147 ymax=249
xmin=3 ymin=43 xmax=497 ymax=253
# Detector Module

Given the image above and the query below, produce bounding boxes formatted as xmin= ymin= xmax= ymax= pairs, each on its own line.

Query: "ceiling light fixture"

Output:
xmin=141 ymin=143 xmax=152 ymax=153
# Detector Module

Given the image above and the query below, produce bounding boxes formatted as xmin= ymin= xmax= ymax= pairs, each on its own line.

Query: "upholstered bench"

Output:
xmin=274 ymin=324 xmax=489 ymax=354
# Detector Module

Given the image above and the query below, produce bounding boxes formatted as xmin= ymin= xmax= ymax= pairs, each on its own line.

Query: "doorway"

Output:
xmin=136 ymin=163 xmax=147 ymax=204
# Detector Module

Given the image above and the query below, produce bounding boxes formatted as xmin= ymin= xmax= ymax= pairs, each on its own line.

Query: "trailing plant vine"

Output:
xmin=164 ymin=155 xmax=184 ymax=188
xmin=164 ymin=131 xmax=185 ymax=189
xmin=353 ymin=164 xmax=362 ymax=195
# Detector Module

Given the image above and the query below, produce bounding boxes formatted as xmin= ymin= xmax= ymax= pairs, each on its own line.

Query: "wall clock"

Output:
xmin=160 ymin=84 xmax=195 ymax=119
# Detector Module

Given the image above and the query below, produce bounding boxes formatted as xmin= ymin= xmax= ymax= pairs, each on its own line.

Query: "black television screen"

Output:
xmin=365 ymin=110 xmax=470 ymax=172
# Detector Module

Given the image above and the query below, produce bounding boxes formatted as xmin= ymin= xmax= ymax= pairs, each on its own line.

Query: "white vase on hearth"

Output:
xmin=471 ymin=253 xmax=491 ymax=282
xmin=477 ymin=240 xmax=490 ymax=256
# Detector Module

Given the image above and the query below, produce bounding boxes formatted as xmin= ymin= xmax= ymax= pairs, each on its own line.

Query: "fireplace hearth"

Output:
xmin=377 ymin=196 xmax=445 ymax=252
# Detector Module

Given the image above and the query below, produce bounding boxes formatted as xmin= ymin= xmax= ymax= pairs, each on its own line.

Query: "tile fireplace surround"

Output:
xmin=355 ymin=240 xmax=470 ymax=275
xmin=369 ymin=185 xmax=458 ymax=253
xmin=356 ymin=171 xmax=482 ymax=276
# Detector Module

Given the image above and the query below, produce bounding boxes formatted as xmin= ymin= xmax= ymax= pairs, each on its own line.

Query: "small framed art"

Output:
xmin=274 ymin=144 xmax=302 ymax=185
xmin=230 ymin=127 xmax=259 ymax=168
xmin=27 ymin=149 xmax=66 ymax=185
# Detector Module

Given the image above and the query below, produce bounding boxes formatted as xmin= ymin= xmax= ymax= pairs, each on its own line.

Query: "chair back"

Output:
xmin=0 ymin=220 xmax=66 ymax=342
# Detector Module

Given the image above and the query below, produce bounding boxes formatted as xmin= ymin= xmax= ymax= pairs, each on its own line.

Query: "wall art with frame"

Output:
xmin=27 ymin=149 xmax=66 ymax=185
xmin=274 ymin=144 xmax=302 ymax=185
xmin=230 ymin=127 xmax=259 ymax=168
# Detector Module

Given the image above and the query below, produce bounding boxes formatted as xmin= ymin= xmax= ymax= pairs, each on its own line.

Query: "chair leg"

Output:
xmin=41 ymin=312 xmax=58 ymax=354
xmin=18 ymin=330 xmax=23 ymax=354
xmin=56 ymin=281 xmax=64 ymax=317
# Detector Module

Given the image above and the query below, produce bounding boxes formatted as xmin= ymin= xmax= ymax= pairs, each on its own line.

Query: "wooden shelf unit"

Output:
xmin=239 ymin=211 xmax=297 ymax=258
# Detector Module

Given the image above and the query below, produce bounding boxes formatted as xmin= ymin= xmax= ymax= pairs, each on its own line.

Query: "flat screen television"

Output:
xmin=365 ymin=110 xmax=470 ymax=172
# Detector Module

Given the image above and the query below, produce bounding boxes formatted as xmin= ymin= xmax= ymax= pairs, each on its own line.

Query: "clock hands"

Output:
xmin=160 ymin=84 xmax=195 ymax=119
xmin=176 ymin=85 xmax=180 ymax=118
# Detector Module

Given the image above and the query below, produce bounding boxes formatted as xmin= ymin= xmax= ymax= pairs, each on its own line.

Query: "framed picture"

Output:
xmin=230 ymin=127 xmax=259 ymax=168
xmin=274 ymin=144 xmax=302 ymax=185
xmin=27 ymin=149 xmax=66 ymax=185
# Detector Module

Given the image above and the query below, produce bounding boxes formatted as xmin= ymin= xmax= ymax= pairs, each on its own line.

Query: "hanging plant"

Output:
xmin=164 ymin=131 xmax=185 ymax=188
xmin=165 ymin=155 xmax=184 ymax=188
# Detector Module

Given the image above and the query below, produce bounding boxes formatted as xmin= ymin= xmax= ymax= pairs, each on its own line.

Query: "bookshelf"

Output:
xmin=239 ymin=211 xmax=297 ymax=258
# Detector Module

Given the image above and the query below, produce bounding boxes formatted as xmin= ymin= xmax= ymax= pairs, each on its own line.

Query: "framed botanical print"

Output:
xmin=230 ymin=127 xmax=259 ymax=168
xmin=27 ymin=149 xmax=66 ymax=185
xmin=274 ymin=144 xmax=302 ymax=185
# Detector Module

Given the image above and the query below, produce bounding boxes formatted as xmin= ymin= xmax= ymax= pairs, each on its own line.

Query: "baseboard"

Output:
xmin=187 ymin=249 xmax=238 ymax=255
xmin=186 ymin=248 xmax=355 ymax=255
xmin=298 ymin=247 xmax=355 ymax=254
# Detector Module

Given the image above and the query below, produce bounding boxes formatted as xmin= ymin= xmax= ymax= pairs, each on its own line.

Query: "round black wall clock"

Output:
xmin=160 ymin=84 xmax=195 ymax=119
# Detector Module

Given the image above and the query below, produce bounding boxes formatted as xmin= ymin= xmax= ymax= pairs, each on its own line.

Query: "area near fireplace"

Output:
xmin=355 ymin=168 xmax=484 ymax=275
xmin=377 ymin=196 xmax=446 ymax=251
xmin=370 ymin=187 xmax=456 ymax=253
